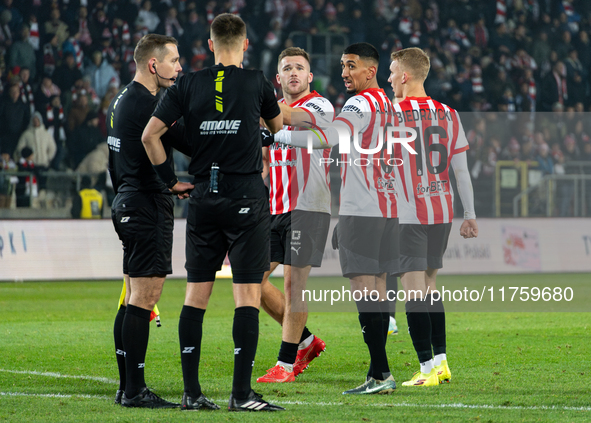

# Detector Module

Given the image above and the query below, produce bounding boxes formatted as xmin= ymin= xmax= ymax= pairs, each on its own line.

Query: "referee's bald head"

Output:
xmin=210 ymin=13 xmax=246 ymax=50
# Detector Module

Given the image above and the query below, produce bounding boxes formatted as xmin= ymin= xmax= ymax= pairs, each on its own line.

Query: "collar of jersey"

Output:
xmin=284 ymin=90 xmax=319 ymax=107
xmin=405 ymin=96 xmax=432 ymax=101
xmin=358 ymin=88 xmax=386 ymax=96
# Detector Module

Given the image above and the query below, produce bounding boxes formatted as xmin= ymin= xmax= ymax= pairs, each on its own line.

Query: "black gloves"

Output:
xmin=261 ymin=128 xmax=274 ymax=147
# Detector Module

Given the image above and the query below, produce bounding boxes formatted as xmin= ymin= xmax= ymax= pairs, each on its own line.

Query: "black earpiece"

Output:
xmin=152 ymin=63 xmax=177 ymax=81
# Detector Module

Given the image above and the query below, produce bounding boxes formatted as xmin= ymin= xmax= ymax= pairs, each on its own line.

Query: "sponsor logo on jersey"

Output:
xmin=199 ymin=120 xmax=241 ymax=135
xmin=292 ymin=230 xmax=301 ymax=240
xmin=303 ymin=101 xmax=326 ymax=117
xmin=107 ymin=136 xmax=121 ymax=152
xmin=269 ymin=142 xmax=295 ymax=151
xmin=238 ymin=208 xmax=250 ymax=214
xmin=377 ymin=177 xmax=396 ymax=191
xmin=269 ymin=159 xmax=297 ymax=167
xmin=341 ymin=104 xmax=364 ymax=117
xmin=416 ymin=180 xmax=448 ymax=197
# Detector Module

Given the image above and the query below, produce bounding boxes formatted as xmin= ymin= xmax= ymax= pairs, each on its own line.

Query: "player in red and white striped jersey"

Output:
xmin=393 ymin=95 xmax=468 ymax=225
xmin=271 ymin=44 xmax=400 ymax=394
xmin=257 ymin=47 xmax=333 ymax=384
xmin=335 ymin=43 xmax=398 ymax=395
xmin=388 ymin=47 xmax=478 ymax=387
xmin=336 ymin=84 xmax=397 ymax=218
xmin=268 ymin=92 xmax=332 ymax=216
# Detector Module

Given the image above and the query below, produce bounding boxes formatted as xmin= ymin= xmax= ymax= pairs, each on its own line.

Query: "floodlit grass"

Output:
xmin=0 ymin=275 xmax=590 ymax=422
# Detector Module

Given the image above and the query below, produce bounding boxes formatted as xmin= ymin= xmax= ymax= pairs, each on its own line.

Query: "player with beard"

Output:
xmin=256 ymin=47 xmax=333 ymax=384
xmin=273 ymin=42 xmax=399 ymax=395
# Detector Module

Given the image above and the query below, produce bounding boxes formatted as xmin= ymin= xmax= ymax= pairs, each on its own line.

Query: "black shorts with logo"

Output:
xmin=185 ymin=174 xmax=270 ymax=282
xmin=270 ymin=210 xmax=331 ymax=268
xmin=111 ymin=191 xmax=174 ymax=278
xmin=337 ymin=215 xmax=400 ymax=278
xmin=399 ymin=223 xmax=452 ymax=273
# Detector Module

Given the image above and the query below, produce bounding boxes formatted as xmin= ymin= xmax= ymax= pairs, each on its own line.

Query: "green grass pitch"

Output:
xmin=1 ymin=274 xmax=590 ymax=422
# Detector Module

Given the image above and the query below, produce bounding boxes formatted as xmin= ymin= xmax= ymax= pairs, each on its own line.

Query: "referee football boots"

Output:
xmin=181 ymin=392 xmax=220 ymax=410
xmin=342 ymin=375 xmax=397 ymax=395
xmin=121 ymin=387 xmax=180 ymax=409
xmin=228 ymin=389 xmax=285 ymax=412
xmin=114 ymin=389 xmax=123 ymax=405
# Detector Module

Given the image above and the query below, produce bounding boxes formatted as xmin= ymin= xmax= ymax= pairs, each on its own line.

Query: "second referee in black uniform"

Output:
xmin=142 ymin=14 xmax=284 ymax=412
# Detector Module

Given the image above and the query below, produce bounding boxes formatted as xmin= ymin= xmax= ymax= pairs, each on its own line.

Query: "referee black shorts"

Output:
xmin=111 ymin=191 xmax=174 ymax=278
xmin=399 ymin=223 xmax=452 ymax=273
xmin=337 ymin=215 xmax=400 ymax=278
xmin=270 ymin=210 xmax=331 ymax=268
xmin=185 ymin=175 xmax=270 ymax=283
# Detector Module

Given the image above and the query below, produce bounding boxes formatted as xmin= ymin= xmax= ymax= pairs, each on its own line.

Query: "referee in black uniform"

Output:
xmin=142 ymin=14 xmax=284 ymax=412
xmin=108 ymin=34 xmax=213 ymax=409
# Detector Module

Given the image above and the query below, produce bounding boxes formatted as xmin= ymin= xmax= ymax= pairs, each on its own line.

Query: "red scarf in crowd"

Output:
xmin=19 ymin=158 xmax=38 ymax=198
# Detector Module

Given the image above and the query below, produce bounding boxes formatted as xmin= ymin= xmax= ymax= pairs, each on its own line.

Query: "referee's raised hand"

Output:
xmin=170 ymin=181 xmax=194 ymax=199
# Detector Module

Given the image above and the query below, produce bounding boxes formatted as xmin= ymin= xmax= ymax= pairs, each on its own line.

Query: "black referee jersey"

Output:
xmin=153 ymin=64 xmax=280 ymax=179
xmin=107 ymin=81 xmax=191 ymax=193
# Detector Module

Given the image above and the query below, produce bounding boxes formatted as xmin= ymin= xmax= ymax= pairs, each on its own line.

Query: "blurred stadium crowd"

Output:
xmin=0 ymin=0 xmax=590 ymax=215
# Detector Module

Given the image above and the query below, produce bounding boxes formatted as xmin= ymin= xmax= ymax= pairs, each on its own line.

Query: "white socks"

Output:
xmin=298 ymin=334 xmax=314 ymax=350
xmin=276 ymin=361 xmax=294 ymax=373
xmin=433 ymin=353 xmax=447 ymax=367
xmin=420 ymin=359 xmax=434 ymax=374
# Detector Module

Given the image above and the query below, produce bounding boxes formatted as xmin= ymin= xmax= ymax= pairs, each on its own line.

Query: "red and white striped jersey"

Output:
xmin=268 ymin=91 xmax=334 ymax=215
xmin=336 ymin=88 xmax=397 ymax=218
xmin=393 ymin=96 xmax=469 ymax=225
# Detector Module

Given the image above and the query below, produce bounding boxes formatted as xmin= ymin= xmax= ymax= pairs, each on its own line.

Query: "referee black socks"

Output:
xmin=179 ymin=305 xmax=206 ymax=398
xmin=122 ymin=304 xmax=151 ymax=398
xmin=113 ymin=305 xmax=126 ymax=392
xmin=232 ymin=306 xmax=259 ymax=399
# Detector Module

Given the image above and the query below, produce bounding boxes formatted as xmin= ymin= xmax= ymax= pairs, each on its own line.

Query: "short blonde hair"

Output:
xmin=390 ymin=47 xmax=430 ymax=82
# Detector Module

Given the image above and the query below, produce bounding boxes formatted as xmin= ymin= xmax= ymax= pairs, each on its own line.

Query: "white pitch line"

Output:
xmin=273 ymin=400 xmax=591 ymax=412
xmin=1 ymin=391 xmax=590 ymax=412
xmin=1 ymin=392 xmax=109 ymax=400
xmin=0 ymin=369 xmax=117 ymax=384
